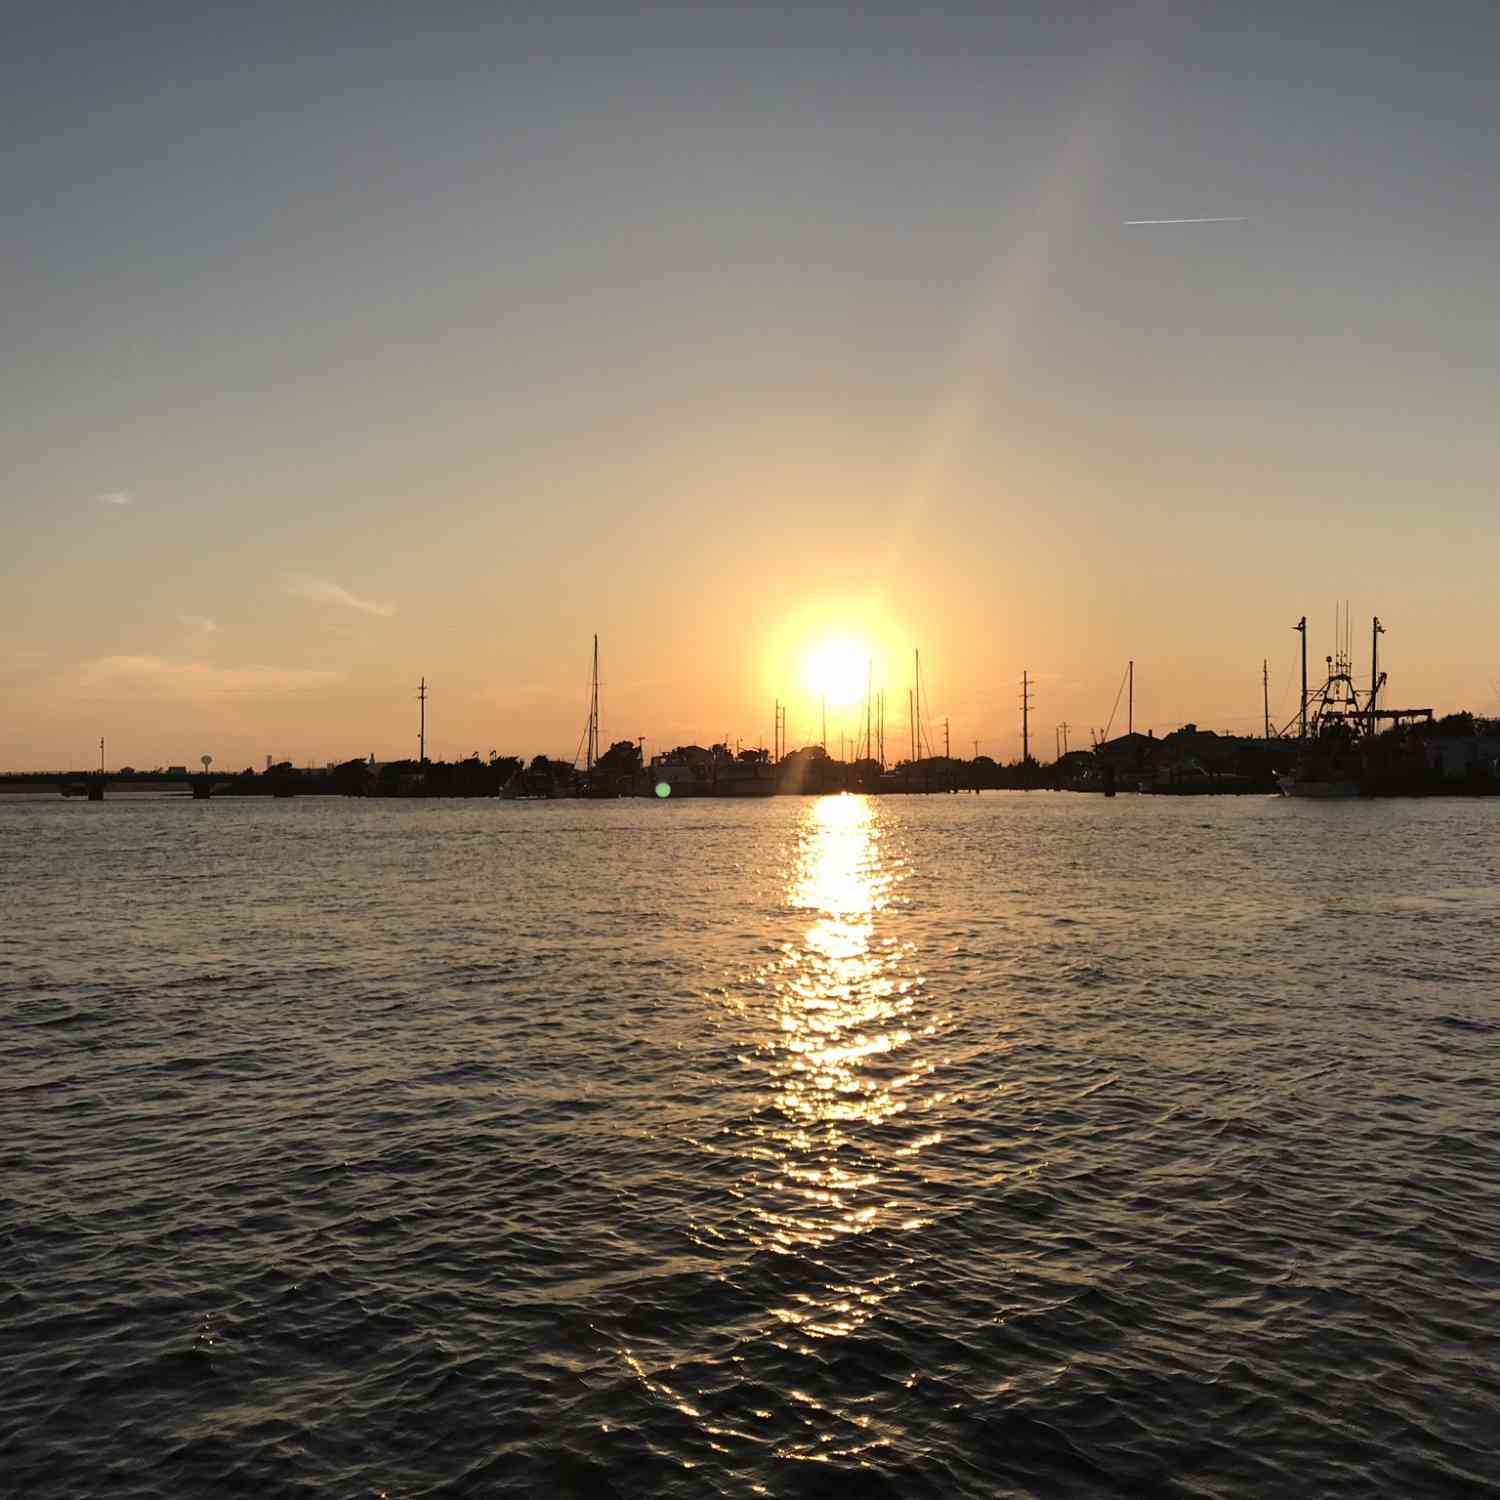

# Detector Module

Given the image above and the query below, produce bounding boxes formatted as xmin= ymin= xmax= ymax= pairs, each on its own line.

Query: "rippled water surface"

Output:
xmin=4 ymin=792 xmax=1499 ymax=1497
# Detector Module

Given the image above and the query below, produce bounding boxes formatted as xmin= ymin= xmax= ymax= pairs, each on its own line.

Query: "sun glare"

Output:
xmin=804 ymin=638 xmax=869 ymax=707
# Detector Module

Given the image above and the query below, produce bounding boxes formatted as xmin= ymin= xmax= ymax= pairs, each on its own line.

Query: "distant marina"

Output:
xmin=9 ymin=617 xmax=1500 ymax=801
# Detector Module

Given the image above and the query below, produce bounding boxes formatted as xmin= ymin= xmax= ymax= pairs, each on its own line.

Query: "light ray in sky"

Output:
xmin=897 ymin=3 xmax=1165 ymax=534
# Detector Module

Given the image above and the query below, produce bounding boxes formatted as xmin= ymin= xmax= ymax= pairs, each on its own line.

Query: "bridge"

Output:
xmin=5 ymin=774 xmax=234 ymax=801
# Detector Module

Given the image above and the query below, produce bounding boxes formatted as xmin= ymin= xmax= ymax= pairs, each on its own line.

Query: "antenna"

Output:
xmin=417 ymin=677 xmax=428 ymax=763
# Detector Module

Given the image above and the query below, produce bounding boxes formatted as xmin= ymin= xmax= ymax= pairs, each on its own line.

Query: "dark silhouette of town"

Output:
xmin=5 ymin=710 xmax=1497 ymax=799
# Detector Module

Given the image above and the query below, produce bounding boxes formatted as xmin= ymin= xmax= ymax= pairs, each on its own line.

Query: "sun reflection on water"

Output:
xmin=776 ymin=796 xmax=909 ymax=1132
xmin=626 ymin=795 xmax=945 ymax=1464
xmin=738 ymin=794 xmax=936 ymax=1266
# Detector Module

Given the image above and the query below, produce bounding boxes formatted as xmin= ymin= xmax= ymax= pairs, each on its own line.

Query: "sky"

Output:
xmin=5 ymin=1 xmax=1498 ymax=770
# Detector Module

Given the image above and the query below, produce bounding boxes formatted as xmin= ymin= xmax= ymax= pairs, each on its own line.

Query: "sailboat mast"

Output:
xmin=587 ymin=635 xmax=599 ymax=772
xmin=915 ymin=650 xmax=922 ymax=760
xmin=1370 ymin=616 xmax=1383 ymax=733
xmin=1128 ymin=660 xmax=1134 ymax=737
xmin=1263 ymin=659 xmax=1270 ymax=740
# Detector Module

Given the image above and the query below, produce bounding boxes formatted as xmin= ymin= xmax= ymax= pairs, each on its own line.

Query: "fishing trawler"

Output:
xmin=1277 ymin=614 xmax=1431 ymax=797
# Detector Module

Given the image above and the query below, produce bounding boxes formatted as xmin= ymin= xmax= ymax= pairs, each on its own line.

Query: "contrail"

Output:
xmin=1124 ymin=216 xmax=1248 ymax=225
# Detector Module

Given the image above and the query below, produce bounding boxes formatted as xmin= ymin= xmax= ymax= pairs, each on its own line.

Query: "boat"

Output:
xmin=577 ymin=634 xmax=626 ymax=797
xmin=647 ymin=744 xmax=777 ymax=797
xmin=1141 ymin=761 xmax=1261 ymax=795
xmin=1278 ymin=612 xmax=1431 ymax=798
xmin=1276 ymin=769 xmax=1362 ymax=798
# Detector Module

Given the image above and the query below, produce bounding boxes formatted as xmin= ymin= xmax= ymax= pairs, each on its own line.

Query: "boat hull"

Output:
xmin=1277 ymin=775 xmax=1361 ymax=798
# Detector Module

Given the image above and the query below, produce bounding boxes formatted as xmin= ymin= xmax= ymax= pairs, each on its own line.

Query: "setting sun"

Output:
xmin=803 ymin=638 xmax=870 ymax=707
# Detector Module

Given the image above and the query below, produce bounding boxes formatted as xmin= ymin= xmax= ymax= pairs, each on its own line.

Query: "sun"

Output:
xmin=803 ymin=637 xmax=869 ymax=707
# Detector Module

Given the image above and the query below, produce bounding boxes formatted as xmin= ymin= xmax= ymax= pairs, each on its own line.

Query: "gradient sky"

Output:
xmin=5 ymin=1 xmax=1498 ymax=770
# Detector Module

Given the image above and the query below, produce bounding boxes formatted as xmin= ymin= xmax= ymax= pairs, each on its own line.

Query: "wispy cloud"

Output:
xmin=96 ymin=490 xmax=132 ymax=507
xmin=58 ymin=655 xmax=343 ymax=699
xmin=282 ymin=573 xmax=396 ymax=617
xmin=179 ymin=614 xmax=222 ymax=636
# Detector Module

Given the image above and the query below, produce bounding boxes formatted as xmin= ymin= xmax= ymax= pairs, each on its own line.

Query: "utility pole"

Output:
xmin=944 ymin=717 xmax=950 ymax=761
xmin=1020 ymin=670 xmax=1033 ymax=768
xmin=1060 ymin=722 xmax=1070 ymax=757
xmin=1295 ymin=617 xmax=1307 ymax=739
xmin=417 ymin=677 xmax=428 ymax=763
xmin=99 ymin=736 xmax=105 ymax=774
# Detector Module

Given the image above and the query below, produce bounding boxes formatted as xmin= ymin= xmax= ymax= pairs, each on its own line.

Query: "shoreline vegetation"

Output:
xmin=5 ymin=711 xmax=1499 ymax=797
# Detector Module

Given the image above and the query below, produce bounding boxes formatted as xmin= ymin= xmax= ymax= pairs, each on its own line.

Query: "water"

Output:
xmin=3 ymin=792 xmax=1499 ymax=1497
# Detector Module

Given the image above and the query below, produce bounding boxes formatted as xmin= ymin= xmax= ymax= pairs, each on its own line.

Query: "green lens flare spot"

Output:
xmin=654 ymin=781 xmax=671 ymax=798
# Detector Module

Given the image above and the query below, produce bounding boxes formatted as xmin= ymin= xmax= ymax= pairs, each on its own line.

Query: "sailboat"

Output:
xmin=579 ymin=634 xmax=619 ymax=798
